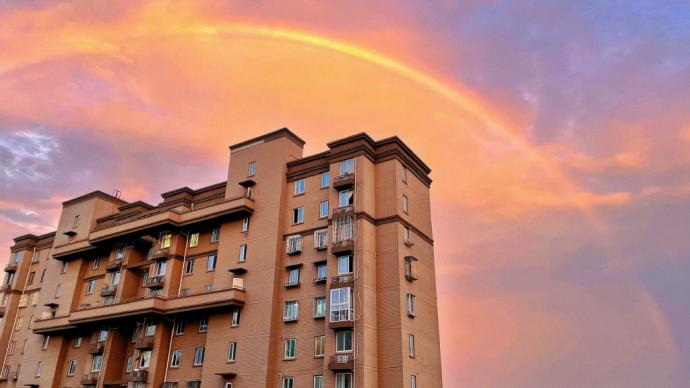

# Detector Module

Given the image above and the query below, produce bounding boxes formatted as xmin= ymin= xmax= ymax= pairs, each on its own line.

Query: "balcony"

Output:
xmin=149 ymin=248 xmax=171 ymax=261
xmin=135 ymin=336 xmax=154 ymax=350
xmin=332 ymin=172 xmax=355 ymax=190
xmin=329 ymin=354 xmax=355 ymax=370
xmin=329 ymin=309 xmax=355 ymax=329
xmin=81 ymin=372 xmax=100 ymax=385
xmin=331 ymin=239 xmax=354 ymax=255
xmin=4 ymin=262 xmax=18 ymax=273
xmin=313 ymin=276 xmax=327 ymax=285
xmin=331 ymin=274 xmax=354 ymax=288
xmin=88 ymin=342 xmax=104 ymax=354
xmin=34 ymin=287 xmax=246 ymax=333
xmin=144 ymin=276 xmax=164 ymax=289
xmin=90 ymin=195 xmax=254 ymax=244
xmin=333 ymin=205 xmax=355 ymax=218
xmin=129 ymin=369 xmax=148 ymax=382
xmin=100 ymin=285 xmax=117 ymax=297
xmin=105 ymin=259 xmax=123 ymax=271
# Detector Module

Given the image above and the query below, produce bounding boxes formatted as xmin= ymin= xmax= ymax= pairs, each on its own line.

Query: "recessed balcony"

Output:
xmin=149 ymin=248 xmax=171 ymax=261
xmin=129 ymin=369 xmax=148 ymax=382
xmin=329 ymin=354 xmax=355 ymax=370
xmin=100 ymin=285 xmax=117 ymax=297
xmin=331 ymin=239 xmax=354 ymax=255
xmin=105 ymin=259 xmax=123 ymax=272
xmin=88 ymin=342 xmax=104 ymax=354
xmin=331 ymin=274 xmax=354 ymax=288
xmin=332 ymin=172 xmax=355 ymax=190
xmin=4 ymin=262 xmax=17 ymax=273
xmin=135 ymin=336 xmax=154 ymax=350
xmin=144 ymin=276 xmax=164 ymax=289
xmin=81 ymin=372 xmax=100 ymax=385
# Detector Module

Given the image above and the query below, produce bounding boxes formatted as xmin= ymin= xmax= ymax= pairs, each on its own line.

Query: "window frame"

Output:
xmin=294 ymin=178 xmax=305 ymax=195
xmin=170 ymin=350 xmax=182 ymax=368
xmin=319 ymin=200 xmax=329 ymax=219
xmin=314 ymin=335 xmax=325 ymax=357
xmin=198 ymin=316 xmax=209 ymax=332
xmin=248 ymin=161 xmax=256 ymax=177
xmin=239 ymin=244 xmax=247 ymax=262
xmin=292 ymin=207 xmax=304 ymax=224
xmin=193 ymin=347 xmax=205 ymax=366
xmin=189 ymin=232 xmax=199 ymax=247
xmin=211 ymin=227 xmax=221 ymax=243
xmin=283 ymin=338 xmax=296 ymax=359
xmin=336 ymin=331 xmax=353 ymax=353
xmin=227 ymin=341 xmax=237 ymax=362
xmin=207 ymin=254 xmax=217 ymax=272
xmin=67 ymin=359 xmax=77 ymax=376
xmin=320 ymin=172 xmax=330 ymax=189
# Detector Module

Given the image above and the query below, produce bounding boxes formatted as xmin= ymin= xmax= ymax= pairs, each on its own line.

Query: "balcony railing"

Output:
xmin=3 ymin=262 xmax=18 ymax=273
xmin=105 ymin=259 xmax=123 ymax=271
xmin=129 ymin=369 xmax=148 ymax=382
xmin=149 ymin=248 xmax=171 ymax=261
xmin=332 ymin=205 xmax=355 ymax=218
xmin=88 ymin=342 xmax=104 ymax=354
xmin=332 ymin=172 xmax=355 ymax=190
xmin=144 ymin=276 xmax=164 ymax=289
xmin=331 ymin=239 xmax=354 ymax=255
xmin=328 ymin=354 xmax=355 ymax=370
xmin=329 ymin=309 xmax=355 ymax=329
xmin=81 ymin=372 xmax=100 ymax=385
xmin=100 ymin=285 xmax=117 ymax=297
xmin=135 ymin=336 xmax=154 ymax=350
xmin=331 ymin=274 xmax=354 ymax=287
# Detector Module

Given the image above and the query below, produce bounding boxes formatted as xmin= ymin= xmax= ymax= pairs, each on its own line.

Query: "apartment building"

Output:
xmin=0 ymin=129 xmax=442 ymax=388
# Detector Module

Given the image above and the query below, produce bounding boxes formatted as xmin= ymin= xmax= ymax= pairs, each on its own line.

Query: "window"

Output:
xmin=72 ymin=214 xmax=80 ymax=229
xmin=292 ymin=207 xmax=304 ymax=224
xmin=408 ymin=334 xmax=415 ymax=357
xmin=337 ymin=255 xmax=353 ymax=274
xmin=402 ymin=166 xmax=408 ymax=183
xmin=411 ymin=375 xmax=417 ymax=388
xmin=39 ymin=269 xmax=45 ymax=283
xmin=402 ymin=195 xmax=409 ymax=214
xmin=319 ymin=200 xmax=329 ymax=218
xmin=67 ymin=359 xmax=77 ymax=376
xmin=284 ymin=301 xmax=299 ymax=322
xmin=92 ymin=256 xmax=100 ymax=270
xmin=338 ymin=189 xmax=353 ymax=207
xmin=314 ymin=335 xmax=325 ymax=357
xmin=31 ymin=292 xmax=38 ymax=306
xmin=336 ymin=331 xmax=353 ymax=353
xmin=98 ymin=329 xmax=108 ymax=342
xmin=242 ymin=216 xmax=250 ymax=232
xmin=285 ymin=235 xmax=303 ymax=254
xmin=405 ymin=256 xmax=418 ymax=281
xmin=91 ymin=355 xmax=103 ymax=372
xmin=5 ymin=272 xmax=14 ymax=286
xmin=154 ymin=261 xmax=167 ymax=277
xmin=227 ymin=341 xmax=237 ymax=361
xmin=189 ymin=232 xmax=199 ymax=247
xmin=193 ymin=347 xmax=204 ymax=366
xmin=0 ymin=365 xmax=8 ymax=379
xmin=282 ymin=377 xmax=295 ymax=388
xmin=7 ymin=340 xmax=14 ymax=354
xmin=248 ymin=161 xmax=256 ymax=177
xmin=174 ymin=319 xmax=185 ymax=335
xmin=86 ymin=279 xmax=96 ymax=295
xmin=315 ymin=262 xmax=327 ymax=281
xmin=313 ymin=375 xmax=324 ymax=388
xmin=339 ymin=158 xmax=355 ymax=175
xmin=294 ymin=179 xmax=305 ymax=195
xmin=284 ymin=338 xmax=296 ymax=359
xmin=11 ymin=251 xmax=21 ymax=263
xmin=126 ymin=356 xmax=134 ymax=373
xmin=139 ymin=350 xmax=151 ymax=368
xmin=111 ymin=271 xmax=121 ymax=285
xmin=211 ymin=227 xmax=221 ymax=243
xmin=184 ymin=258 xmax=195 ymax=275
xmin=116 ymin=246 xmax=126 ymax=260
xmin=27 ymin=271 xmax=35 ymax=285
xmin=160 ymin=233 xmax=172 ymax=249
xmin=34 ymin=360 xmax=43 ymax=377
xmin=313 ymin=297 xmax=326 ymax=318
xmin=145 ymin=321 xmax=156 ymax=336
xmin=330 ymin=287 xmax=353 ymax=323
xmin=14 ymin=317 xmax=23 ymax=331
xmin=170 ymin=350 xmax=182 ymax=367
xmin=403 ymin=226 xmax=413 ymax=245
xmin=239 ymin=244 xmax=247 ymax=262
xmin=335 ymin=373 xmax=353 ymax=388
xmin=207 ymin=254 xmax=217 ymax=271
xmin=314 ymin=229 xmax=328 ymax=249
xmin=74 ymin=337 xmax=82 ymax=348
xmin=407 ymin=293 xmax=416 ymax=317
xmin=41 ymin=335 xmax=50 ymax=350
xmin=18 ymin=294 xmax=28 ymax=307
xmin=225 ymin=383 xmax=233 ymax=388
xmin=187 ymin=381 xmax=201 ymax=388
xmin=320 ymin=172 xmax=330 ymax=188
xmin=61 ymin=261 xmax=68 ymax=274
xmin=198 ymin=316 xmax=208 ymax=332
xmin=287 ymin=267 xmax=300 ymax=286
xmin=231 ymin=307 xmax=241 ymax=327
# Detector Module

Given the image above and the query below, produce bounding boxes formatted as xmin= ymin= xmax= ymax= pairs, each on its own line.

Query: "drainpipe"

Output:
xmin=163 ymin=230 xmax=189 ymax=384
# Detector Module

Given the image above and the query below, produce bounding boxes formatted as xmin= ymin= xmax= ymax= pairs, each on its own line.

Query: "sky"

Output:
xmin=1 ymin=0 xmax=689 ymax=386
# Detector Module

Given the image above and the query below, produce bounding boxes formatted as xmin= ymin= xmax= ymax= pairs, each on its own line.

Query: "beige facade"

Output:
xmin=0 ymin=129 xmax=442 ymax=388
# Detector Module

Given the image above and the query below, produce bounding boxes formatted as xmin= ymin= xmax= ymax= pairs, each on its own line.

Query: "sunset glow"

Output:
xmin=1 ymin=1 xmax=689 ymax=386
